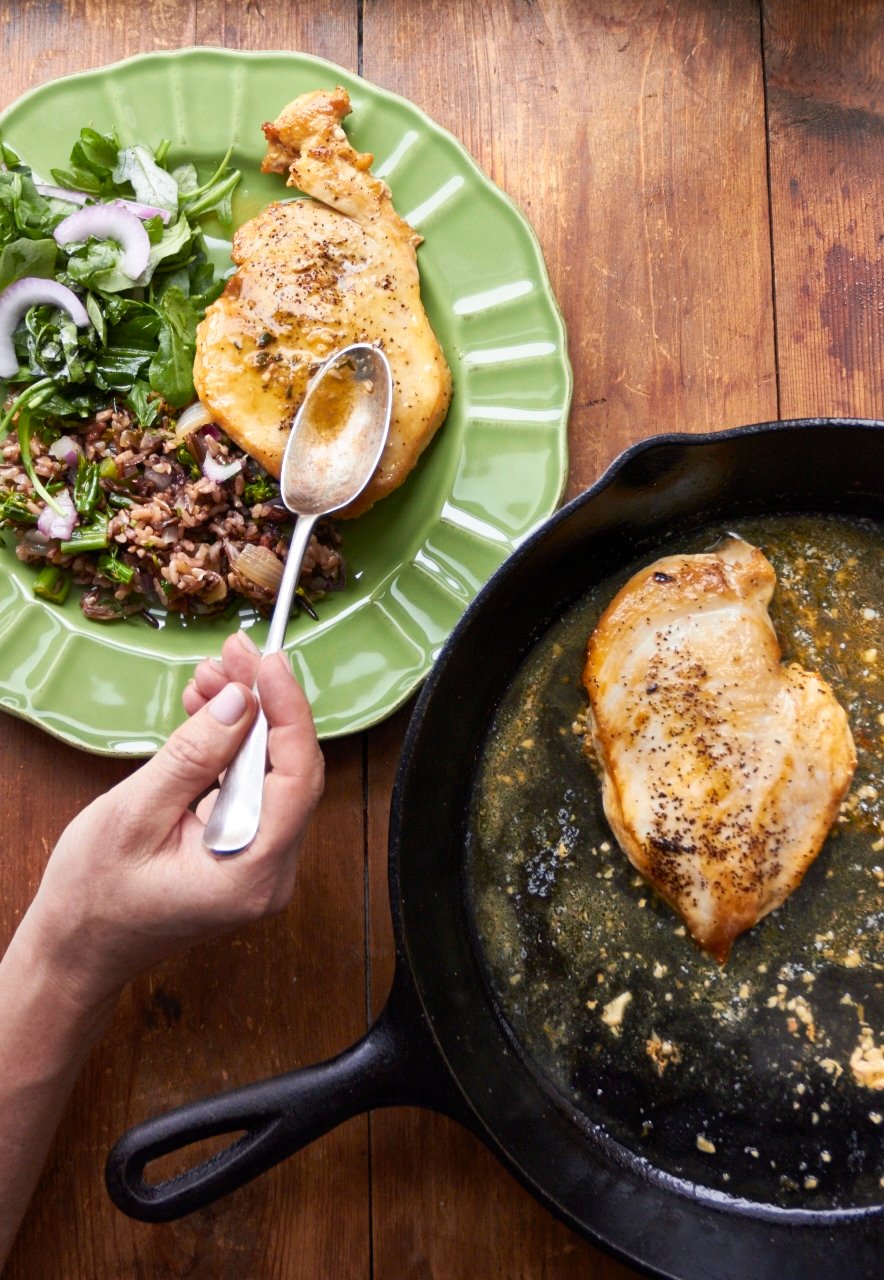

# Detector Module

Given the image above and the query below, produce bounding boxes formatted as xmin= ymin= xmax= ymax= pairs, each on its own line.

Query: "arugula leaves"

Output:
xmin=0 ymin=237 xmax=57 ymax=291
xmin=113 ymin=144 xmax=179 ymax=214
xmin=50 ymin=127 xmax=129 ymax=197
xmin=150 ymin=286 xmax=200 ymax=408
xmin=0 ymin=126 xmax=238 ymax=429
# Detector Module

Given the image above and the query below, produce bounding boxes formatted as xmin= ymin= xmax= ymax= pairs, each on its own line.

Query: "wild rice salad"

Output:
xmin=0 ymin=403 xmax=344 ymax=624
xmin=0 ymin=126 xmax=344 ymax=623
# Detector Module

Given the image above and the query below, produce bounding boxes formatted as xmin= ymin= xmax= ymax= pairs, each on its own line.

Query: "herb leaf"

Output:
xmin=113 ymin=144 xmax=179 ymax=213
xmin=0 ymin=237 xmax=57 ymax=290
xmin=126 ymin=380 xmax=161 ymax=428
xmin=149 ymin=286 xmax=199 ymax=408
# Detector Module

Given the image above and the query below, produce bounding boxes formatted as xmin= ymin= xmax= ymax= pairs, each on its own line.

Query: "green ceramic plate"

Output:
xmin=0 ymin=48 xmax=571 ymax=754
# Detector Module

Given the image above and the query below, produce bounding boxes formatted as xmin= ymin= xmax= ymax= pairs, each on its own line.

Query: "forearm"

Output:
xmin=0 ymin=641 xmax=321 ymax=1266
xmin=0 ymin=913 xmax=118 ymax=1268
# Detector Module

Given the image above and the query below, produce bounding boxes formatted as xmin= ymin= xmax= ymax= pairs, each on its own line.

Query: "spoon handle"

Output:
xmin=201 ymin=709 xmax=269 ymax=854
xmin=265 ymin=516 xmax=317 ymax=654
xmin=203 ymin=516 xmax=317 ymax=855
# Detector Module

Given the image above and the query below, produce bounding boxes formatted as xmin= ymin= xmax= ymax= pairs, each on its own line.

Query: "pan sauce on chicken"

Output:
xmin=193 ymin=87 xmax=452 ymax=519
xmin=582 ymin=537 xmax=857 ymax=962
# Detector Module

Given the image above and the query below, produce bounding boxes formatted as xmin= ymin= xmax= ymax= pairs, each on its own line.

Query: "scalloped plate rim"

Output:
xmin=0 ymin=47 xmax=572 ymax=754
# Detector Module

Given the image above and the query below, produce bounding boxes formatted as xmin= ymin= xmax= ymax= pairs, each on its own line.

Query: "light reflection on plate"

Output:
xmin=0 ymin=48 xmax=571 ymax=754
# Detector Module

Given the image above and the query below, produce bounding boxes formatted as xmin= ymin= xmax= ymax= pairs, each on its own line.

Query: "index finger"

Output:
xmin=183 ymin=631 xmax=263 ymax=716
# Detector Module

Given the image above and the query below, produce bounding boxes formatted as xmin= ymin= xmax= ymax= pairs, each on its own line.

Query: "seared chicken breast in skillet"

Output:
xmin=582 ymin=537 xmax=856 ymax=962
xmin=193 ymin=87 xmax=452 ymax=518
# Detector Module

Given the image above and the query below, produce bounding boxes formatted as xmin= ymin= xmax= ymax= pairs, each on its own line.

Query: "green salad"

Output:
xmin=0 ymin=125 xmax=239 ymax=442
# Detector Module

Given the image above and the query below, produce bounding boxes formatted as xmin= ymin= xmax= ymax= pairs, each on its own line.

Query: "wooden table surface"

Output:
xmin=1 ymin=2 xmax=881 ymax=1277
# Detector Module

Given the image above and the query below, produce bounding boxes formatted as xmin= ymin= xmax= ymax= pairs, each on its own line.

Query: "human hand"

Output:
xmin=18 ymin=631 xmax=324 ymax=1011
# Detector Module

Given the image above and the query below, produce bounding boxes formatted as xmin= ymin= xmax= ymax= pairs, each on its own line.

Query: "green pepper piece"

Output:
xmin=33 ymin=564 xmax=71 ymax=604
xmin=0 ymin=491 xmax=37 ymax=525
xmin=74 ymin=456 xmax=102 ymax=516
xmin=97 ymin=549 xmax=135 ymax=584
xmin=60 ymin=512 xmax=109 ymax=555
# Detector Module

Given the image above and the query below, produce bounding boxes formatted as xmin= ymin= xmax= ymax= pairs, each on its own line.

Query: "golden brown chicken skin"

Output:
xmin=582 ymin=537 xmax=856 ymax=962
xmin=193 ymin=87 xmax=452 ymax=518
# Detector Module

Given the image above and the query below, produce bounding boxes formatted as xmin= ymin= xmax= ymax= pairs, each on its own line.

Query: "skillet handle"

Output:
xmin=106 ymin=970 xmax=467 ymax=1222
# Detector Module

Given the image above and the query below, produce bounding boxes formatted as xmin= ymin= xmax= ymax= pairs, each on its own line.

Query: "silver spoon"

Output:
xmin=203 ymin=343 xmax=393 ymax=854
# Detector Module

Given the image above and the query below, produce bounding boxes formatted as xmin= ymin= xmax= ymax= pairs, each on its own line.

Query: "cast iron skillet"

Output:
xmin=106 ymin=420 xmax=883 ymax=1280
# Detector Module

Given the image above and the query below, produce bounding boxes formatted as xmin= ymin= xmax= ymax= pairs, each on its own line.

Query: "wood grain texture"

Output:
xmin=364 ymin=0 xmax=775 ymax=497
xmin=763 ymin=0 xmax=884 ymax=420
xmin=0 ymin=1 xmax=881 ymax=1277
xmin=194 ymin=0 xmax=357 ymax=64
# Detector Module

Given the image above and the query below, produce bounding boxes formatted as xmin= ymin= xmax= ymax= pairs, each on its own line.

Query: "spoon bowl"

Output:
xmin=283 ymin=344 xmax=393 ymax=515
xmin=203 ymin=343 xmax=393 ymax=854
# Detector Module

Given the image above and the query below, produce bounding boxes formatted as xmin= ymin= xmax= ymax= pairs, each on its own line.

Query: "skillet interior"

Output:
xmin=390 ymin=420 xmax=883 ymax=1280
xmin=467 ymin=509 xmax=882 ymax=1208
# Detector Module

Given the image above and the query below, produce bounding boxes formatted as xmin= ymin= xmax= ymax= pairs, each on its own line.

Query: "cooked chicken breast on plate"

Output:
xmin=582 ymin=536 xmax=856 ymax=962
xmin=193 ymin=87 xmax=452 ymax=518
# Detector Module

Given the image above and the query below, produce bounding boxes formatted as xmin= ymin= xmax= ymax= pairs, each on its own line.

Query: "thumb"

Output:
xmin=122 ymin=682 xmax=257 ymax=832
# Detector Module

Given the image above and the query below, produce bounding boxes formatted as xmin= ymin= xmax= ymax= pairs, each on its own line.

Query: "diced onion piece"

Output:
xmin=34 ymin=183 xmax=89 ymax=205
xmin=172 ymin=401 xmax=213 ymax=441
xmin=23 ymin=529 xmax=51 ymax=551
xmin=0 ymin=277 xmax=90 ymax=378
xmin=112 ymin=197 xmax=172 ymax=225
xmin=48 ymin=434 xmax=82 ymax=465
xmin=36 ymin=489 xmax=77 ymax=540
xmin=53 ymin=204 xmax=150 ymax=279
xmin=234 ymin=544 xmax=284 ymax=593
xmin=202 ymin=453 xmax=242 ymax=484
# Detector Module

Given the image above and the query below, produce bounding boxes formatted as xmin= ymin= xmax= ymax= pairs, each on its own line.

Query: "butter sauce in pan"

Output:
xmin=467 ymin=513 xmax=883 ymax=1209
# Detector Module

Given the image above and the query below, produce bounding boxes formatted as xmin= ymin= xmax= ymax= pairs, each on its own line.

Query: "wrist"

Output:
xmin=8 ymin=898 xmax=125 ymax=1024
xmin=0 ymin=938 xmax=118 ymax=1110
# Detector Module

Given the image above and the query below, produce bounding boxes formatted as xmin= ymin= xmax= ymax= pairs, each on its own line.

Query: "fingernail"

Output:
xmin=237 ymin=629 xmax=260 ymax=654
xmin=208 ymin=683 xmax=248 ymax=725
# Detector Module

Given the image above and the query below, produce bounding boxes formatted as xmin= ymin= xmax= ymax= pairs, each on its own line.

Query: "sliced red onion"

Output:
xmin=37 ymin=489 xmax=77 ymax=540
xmin=34 ymin=182 xmax=171 ymax=224
xmin=34 ymin=182 xmax=89 ymax=205
xmin=112 ymin=197 xmax=172 ymax=225
xmin=53 ymin=204 xmax=150 ymax=279
xmin=0 ymin=277 xmax=90 ymax=378
xmin=48 ymin=434 xmax=82 ymax=465
xmin=202 ymin=453 xmax=242 ymax=484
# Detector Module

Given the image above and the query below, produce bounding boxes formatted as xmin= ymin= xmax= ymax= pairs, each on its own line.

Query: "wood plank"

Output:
xmin=0 ymin=0 xmax=197 ymax=83
xmin=363 ymin=2 xmax=774 ymax=1277
xmin=363 ymin=0 xmax=775 ymax=500
xmin=194 ymin=0 xmax=356 ymax=62
xmin=763 ymin=0 xmax=884 ymax=420
xmin=0 ymin=5 xmax=370 ymax=1278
